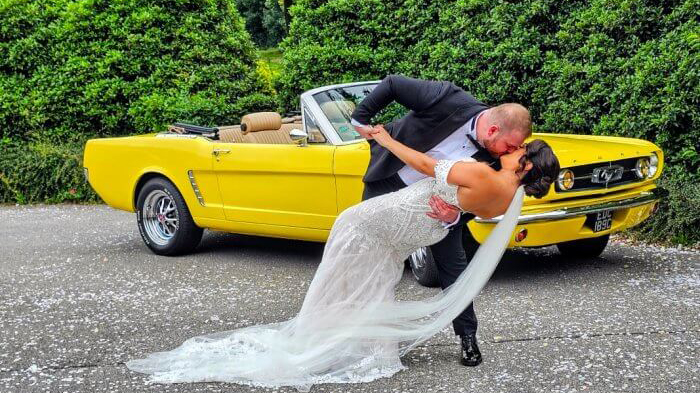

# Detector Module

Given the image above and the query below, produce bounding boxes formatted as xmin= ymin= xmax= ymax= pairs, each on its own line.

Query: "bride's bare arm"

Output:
xmin=446 ymin=161 xmax=492 ymax=187
xmin=371 ymin=125 xmax=493 ymax=186
xmin=371 ymin=125 xmax=438 ymax=177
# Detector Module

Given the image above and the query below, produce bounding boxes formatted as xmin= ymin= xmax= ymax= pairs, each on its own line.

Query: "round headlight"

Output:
xmin=649 ymin=153 xmax=659 ymax=178
xmin=634 ymin=157 xmax=650 ymax=179
xmin=558 ymin=169 xmax=575 ymax=190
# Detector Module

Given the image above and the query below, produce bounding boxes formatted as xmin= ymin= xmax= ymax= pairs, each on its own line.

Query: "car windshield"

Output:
xmin=312 ymin=84 xmax=378 ymax=142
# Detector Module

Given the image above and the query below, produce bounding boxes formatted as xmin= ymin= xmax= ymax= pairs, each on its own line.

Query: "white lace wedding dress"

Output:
xmin=126 ymin=158 xmax=525 ymax=391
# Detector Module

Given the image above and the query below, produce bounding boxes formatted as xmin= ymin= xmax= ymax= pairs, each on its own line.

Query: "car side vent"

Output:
xmin=187 ymin=170 xmax=206 ymax=206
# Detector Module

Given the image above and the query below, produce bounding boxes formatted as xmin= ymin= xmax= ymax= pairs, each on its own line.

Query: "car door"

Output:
xmin=212 ymin=115 xmax=337 ymax=230
xmin=333 ymin=141 xmax=370 ymax=213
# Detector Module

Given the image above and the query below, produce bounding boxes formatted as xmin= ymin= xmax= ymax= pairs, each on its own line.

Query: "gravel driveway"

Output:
xmin=1 ymin=204 xmax=698 ymax=392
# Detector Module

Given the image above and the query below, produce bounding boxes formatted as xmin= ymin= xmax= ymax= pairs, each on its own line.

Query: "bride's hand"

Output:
xmin=370 ymin=125 xmax=394 ymax=147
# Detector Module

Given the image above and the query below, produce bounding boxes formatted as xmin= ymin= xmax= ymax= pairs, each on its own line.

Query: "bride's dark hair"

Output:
xmin=518 ymin=139 xmax=560 ymax=199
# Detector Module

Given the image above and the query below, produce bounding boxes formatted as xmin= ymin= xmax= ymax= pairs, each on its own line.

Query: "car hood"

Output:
xmin=534 ymin=133 xmax=661 ymax=169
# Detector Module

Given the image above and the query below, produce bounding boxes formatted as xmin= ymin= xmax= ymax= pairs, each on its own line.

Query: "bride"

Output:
xmin=126 ymin=125 xmax=559 ymax=391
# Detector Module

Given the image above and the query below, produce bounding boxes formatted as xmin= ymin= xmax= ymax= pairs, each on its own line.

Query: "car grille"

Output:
xmin=556 ymin=157 xmax=646 ymax=192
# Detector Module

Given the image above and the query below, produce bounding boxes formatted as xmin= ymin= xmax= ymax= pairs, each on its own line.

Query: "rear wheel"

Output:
xmin=408 ymin=247 xmax=440 ymax=288
xmin=136 ymin=177 xmax=203 ymax=256
xmin=556 ymin=234 xmax=610 ymax=258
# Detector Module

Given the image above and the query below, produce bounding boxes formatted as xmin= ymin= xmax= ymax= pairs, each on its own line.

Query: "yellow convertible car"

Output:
xmin=83 ymin=81 xmax=667 ymax=287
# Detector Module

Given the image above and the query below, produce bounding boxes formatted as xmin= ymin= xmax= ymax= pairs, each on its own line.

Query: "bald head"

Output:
xmin=489 ymin=103 xmax=532 ymax=138
xmin=477 ymin=103 xmax=533 ymax=157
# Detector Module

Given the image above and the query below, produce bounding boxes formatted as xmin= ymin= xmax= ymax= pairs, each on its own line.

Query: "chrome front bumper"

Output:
xmin=474 ymin=188 xmax=668 ymax=224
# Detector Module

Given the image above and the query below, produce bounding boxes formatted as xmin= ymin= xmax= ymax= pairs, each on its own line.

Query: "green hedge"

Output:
xmin=0 ymin=141 xmax=98 ymax=204
xmin=631 ymin=165 xmax=700 ymax=245
xmin=278 ymin=0 xmax=699 ymax=244
xmin=2 ymin=0 xmax=698 ymax=245
xmin=0 ymin=0 xmax=277 ymax=145
xmin=0 ymin=0 xmax=279 ymax=205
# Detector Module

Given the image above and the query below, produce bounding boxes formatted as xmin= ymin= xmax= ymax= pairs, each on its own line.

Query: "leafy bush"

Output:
xmin=278 ymin=0 xmax=699 ymax=244
xmin=0 ymin=0 xmax=280 ymax=206
xmin=0 ymin=0 xmax=277 ymax=145
xmin=0 ymin=141 xmax=98 ymax=204
xmin=629 ymin=165 xmax=700 ymax=244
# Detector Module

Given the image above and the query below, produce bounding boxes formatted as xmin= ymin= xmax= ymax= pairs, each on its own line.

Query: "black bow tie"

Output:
xmin=465 ymin=134 xmax=494 ymax=163
xmin=466 ymin=134 xmax=484 ymax=152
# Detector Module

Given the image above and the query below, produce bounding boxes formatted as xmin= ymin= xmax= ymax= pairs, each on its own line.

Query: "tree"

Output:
xmin=236 ymin=0 xmax=287 ymax=48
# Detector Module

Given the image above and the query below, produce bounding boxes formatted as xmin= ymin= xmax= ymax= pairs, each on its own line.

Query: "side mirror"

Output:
xmin=289 ymin=128 xmax=308 ymax=147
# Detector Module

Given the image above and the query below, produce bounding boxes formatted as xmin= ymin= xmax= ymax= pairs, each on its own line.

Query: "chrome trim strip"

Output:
xmin=474 ymin=188 xmax=668 ymax=224
xmin=187 ymin=170 xmax=206 ymax=206
xmin=556 ymin=179 xmax=650 ymax=193
xmin=302 ymin=80 xmax=382 ymax=97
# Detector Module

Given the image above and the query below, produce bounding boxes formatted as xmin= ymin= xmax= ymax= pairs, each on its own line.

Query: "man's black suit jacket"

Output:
xmin=351 ymin=74 xmax=499 ymax=229
xmin=351 ymin=74 xmax=494 ymax=184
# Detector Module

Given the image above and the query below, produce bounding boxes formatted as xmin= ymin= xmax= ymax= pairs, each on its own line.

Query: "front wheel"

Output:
xmin=408 ymin=247 xmax=440 ymax=288
xmin=136 ymin=177 xmax=203 ymax=256
xmin=556 ymin=234 xmax=610 ymax=258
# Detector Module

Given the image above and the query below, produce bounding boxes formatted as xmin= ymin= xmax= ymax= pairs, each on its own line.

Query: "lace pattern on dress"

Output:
xmin=434 ymin=159 xmax=456 ymax=186
xmin=432 ymin=158 xmax=475 ymax=210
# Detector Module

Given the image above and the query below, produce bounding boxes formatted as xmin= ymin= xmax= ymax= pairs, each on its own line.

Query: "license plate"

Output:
xmin=586 ymin=209 xmax=613 ymax=232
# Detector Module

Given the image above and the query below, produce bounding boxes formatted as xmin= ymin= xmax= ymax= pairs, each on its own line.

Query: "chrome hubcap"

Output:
xmin=143 ymin=190 xmax=179 ymax=246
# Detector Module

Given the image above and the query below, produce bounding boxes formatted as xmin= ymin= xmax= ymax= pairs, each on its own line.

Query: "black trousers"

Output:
xmin=362 ymin=173 xmax=478 ymax=336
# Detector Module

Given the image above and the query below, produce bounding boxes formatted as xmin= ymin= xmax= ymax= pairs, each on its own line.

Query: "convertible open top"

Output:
xmin=166 ymin=111 xmax=326 ymax=145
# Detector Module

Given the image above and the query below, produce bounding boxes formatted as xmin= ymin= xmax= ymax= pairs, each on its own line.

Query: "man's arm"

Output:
xmin=427 ymin=195 xmax=462 ymax=228
xmin=351 ymin=74 xmax=450 ymax=126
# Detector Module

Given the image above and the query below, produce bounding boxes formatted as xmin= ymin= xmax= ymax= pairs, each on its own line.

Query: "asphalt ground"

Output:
xmin=0 ymin=204 xmax=698 ymax=393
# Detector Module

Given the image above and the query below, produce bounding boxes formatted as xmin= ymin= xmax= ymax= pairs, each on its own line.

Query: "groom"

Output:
xmin=351 ymin=74 xmax=531 ymax=366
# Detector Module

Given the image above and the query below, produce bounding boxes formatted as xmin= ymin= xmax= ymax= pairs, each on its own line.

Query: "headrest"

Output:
xmin=320 ymin=100 xmax=356 ymax=122
xmin=240 ymin=112 xmax=282 ymax=133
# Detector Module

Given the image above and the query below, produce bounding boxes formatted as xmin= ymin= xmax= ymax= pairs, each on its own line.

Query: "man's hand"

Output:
xmin=369 ymin=124 xmax=394 ymax=147
xmin=353 ymin=124 xmax=379 ymax=140
xmin=426 ymin=195 xmax=460 ymax=223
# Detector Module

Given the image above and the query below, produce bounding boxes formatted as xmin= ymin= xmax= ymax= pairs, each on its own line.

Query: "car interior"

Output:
xmin=317 ymin=100 xmax=360 ymax=142
xmin=168 ymin=112 xmax=327 ymax=144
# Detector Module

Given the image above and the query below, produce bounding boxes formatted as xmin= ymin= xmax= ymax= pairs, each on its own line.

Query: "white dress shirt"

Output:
xmin=352 ymin=110 xmax=487 ymax=228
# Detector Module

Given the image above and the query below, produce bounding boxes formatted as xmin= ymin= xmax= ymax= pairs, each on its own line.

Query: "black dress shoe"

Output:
xmin=460 ymin=333 xmax=483 ymax=366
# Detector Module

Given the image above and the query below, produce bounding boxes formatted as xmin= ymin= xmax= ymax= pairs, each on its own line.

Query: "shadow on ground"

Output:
xmin=193 ymin=229 xmax=617 ymax=284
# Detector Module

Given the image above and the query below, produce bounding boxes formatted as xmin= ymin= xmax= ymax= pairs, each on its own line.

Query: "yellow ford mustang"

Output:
xmin=83 ymin=81 xmax=666 ymax=287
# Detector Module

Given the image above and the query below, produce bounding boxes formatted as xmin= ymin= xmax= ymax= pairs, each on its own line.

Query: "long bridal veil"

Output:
xmin=126 ymin=186 xmax=525 ymax=391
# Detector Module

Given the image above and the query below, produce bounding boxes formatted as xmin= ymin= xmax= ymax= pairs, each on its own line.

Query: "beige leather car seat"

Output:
xmin=240 ymin=112 xmax=292 ymax=144
xmin=218 ymin=125 xmax=245 ymax=143
xmin=216 ymin=112 xmax=324 ymax=144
